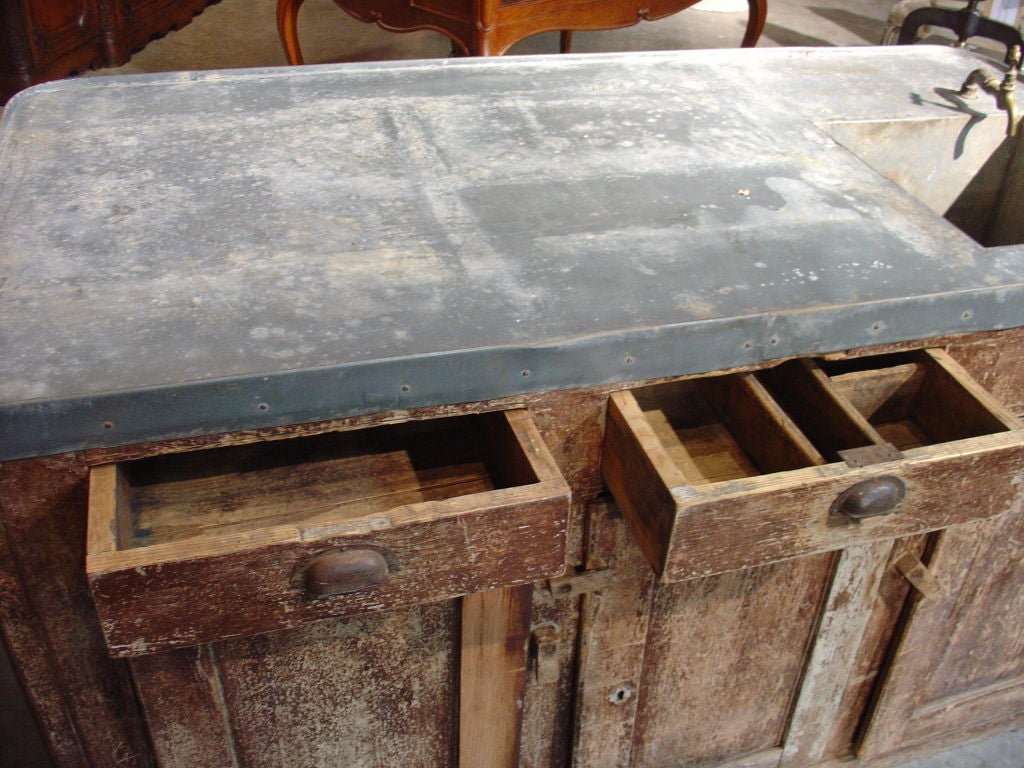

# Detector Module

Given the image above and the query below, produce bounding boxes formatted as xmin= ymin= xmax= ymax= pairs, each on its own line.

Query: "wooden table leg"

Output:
xmin=277 ymin=0 xmax=307 ymax=65
xmin=742 ymin=0 xmax=767 ymax=47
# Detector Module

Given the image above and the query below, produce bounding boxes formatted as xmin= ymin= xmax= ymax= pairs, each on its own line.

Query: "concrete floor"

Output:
xmin=26 ymin=1 xmax=1024 ymax=767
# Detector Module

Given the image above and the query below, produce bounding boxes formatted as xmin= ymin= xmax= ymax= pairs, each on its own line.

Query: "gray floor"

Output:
xmin=47 ymin=1 xmax=1024 ymax=766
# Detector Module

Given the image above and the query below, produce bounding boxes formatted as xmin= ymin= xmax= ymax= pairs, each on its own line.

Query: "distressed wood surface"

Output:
xmin=459 ymin=586 xmax=532 ymax=768
xmin=780 ymin=540 xmax=894 ymax=768
xmin=860 ymin=508 xmax=1024 ymax=759
xmin=571 ymin=498 xmax=657 ymax=768
xmin=4 ymin=329 xmax=1024 ymax=767
xmin=0 ymin=455 xmax=152 ymax=768
xmin=946 ymin=326 xmax=1024 ymax=417
xmin=823 ymin=535 xmax=925 ymax=760
xmin=131 ymin=601 xmax=459 ymax=767
xmin=90 ymin=488 xmax=566 ymax=656
xmin=631 ymin=553 xmax=834 ymax=767
xmin=601 ymin=390 xmax=682 ymax=573
xmin=87 ymin=410 xmax=570 ymax=656
xmin=518 ymin=580 xmax=580 ymax=768
xmin=605 ymin=361 xmax=1024 ymax=581
xmin=606 ymin=350 xmax=1024 ymax=581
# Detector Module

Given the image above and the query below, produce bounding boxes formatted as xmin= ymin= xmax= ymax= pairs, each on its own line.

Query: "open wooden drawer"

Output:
xmin=87 ymin=409 xmax=569 ymax=657
xmin=602 ymin=349 xmax=1024 ymax=582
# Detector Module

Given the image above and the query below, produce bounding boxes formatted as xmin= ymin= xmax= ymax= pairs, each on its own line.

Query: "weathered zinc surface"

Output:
xmin=1 ymin=46 xmax=1023 ymax=458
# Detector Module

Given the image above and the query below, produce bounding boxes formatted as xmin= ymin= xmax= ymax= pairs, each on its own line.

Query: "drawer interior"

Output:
xmin=112 ymin=413 xmax=535 ymax=549
xmin=819 ymin=351 xmax=1015 ymax=450
xmin=758 ymin=350 xmax=1018 ymax=459
xmin=630 ymin=373 xmax=824 ymax=486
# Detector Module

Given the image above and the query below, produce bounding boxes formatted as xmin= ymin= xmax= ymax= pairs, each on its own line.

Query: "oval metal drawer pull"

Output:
xmin=829 ymin=476 xmax=906 ymax=522
xmin=303 ymin=549 xmax=389 ymax=598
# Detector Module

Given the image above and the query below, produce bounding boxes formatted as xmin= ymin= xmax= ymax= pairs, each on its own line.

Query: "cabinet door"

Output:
xmin=858 ymin=509 xmax=1024 ymax=760
xmin=130 ymin=601 xmax=462 ymax=767
xmin=130 ymin=584 xmax=535 ymax=768
xmin=571 ymin=500 xmax=907 ymax=768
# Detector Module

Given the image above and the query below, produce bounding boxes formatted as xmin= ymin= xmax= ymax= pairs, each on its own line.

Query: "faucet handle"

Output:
xmin=1005 ymin=45 xmax=1021 ymax=77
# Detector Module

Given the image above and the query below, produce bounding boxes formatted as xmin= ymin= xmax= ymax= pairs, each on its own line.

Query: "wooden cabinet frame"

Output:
xmin=2 ymin=330 xmax=1024 ymax=767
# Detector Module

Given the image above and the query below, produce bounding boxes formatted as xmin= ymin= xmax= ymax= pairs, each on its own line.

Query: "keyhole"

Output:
xmin=607 ymin=685 xmax=635 ymax=705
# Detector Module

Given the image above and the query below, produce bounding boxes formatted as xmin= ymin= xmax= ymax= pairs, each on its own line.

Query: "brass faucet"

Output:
xmin=958 ymin=45 xmax=1020 ymax=137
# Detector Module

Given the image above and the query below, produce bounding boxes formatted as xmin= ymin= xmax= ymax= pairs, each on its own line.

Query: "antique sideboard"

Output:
xmin=2 ymin=46 xmax=1024 ymax=767
xmin=0 ymin=0 xmax=218 ymax=104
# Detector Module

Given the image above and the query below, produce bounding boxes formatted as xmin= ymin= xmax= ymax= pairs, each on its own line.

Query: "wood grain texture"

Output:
xmin=90 ymin=487 xmax=566 ymax=656
xmin=459 ymin=586 xmax=532 ymax=768
xmin=571 ymin=498 xmax=657 ymax=768
xmin=0 ymin=455 xmax=151 ymax=768
xmin=779 ymin=540 xmax=894 ymax=768
xmin=758 ymin=359 xmax=884 ymax=461
xmin=604 ymin=353 xmax=1024 ymax=583
xmin=946 ymin=326 xmax=1024 ymax=417
xmin=601 ymin=391 xmax=682 ymax=573
xmin=87 ymin=410 xmax=570 ymax=656
xmin=665 ymin=433 xmax=1023 ymax=580
xmin=631 ymin=554 xmax=834 ymax=767
xmin=132 ymin=601 xmax=459 ymax=768
xmin=518 ymin=582 xmax=581 ymax=768
xmin=129 ymin=647 xmax=239 ymax=767
xmin=824 ymin=535 xmax=925 ymax=759
xmin=859 ymin=509 xmax=1024 ymax=759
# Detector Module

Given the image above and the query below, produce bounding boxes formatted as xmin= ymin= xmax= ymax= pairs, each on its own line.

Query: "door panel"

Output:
xmin=631 ymin=555 xmax=833 ymax=767
xmin=132 ymin=601 xmax=458 ymax=768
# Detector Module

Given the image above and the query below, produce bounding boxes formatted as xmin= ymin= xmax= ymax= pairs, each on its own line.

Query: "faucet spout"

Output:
xmin=958 ymin=45 xmax=1020 ymax=137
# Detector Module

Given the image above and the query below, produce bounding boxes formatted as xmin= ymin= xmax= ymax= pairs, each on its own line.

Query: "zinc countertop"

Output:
xmin=2 ymin=46 xmax=1023 ymax=459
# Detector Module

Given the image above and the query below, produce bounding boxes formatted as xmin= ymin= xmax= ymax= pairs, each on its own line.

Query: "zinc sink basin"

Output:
xmin=825 ymin=112 xmax=1024 ymax=247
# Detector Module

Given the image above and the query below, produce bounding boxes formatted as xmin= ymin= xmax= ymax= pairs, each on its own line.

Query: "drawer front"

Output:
xmin=603 ymin=349 xmax=1024 ymax=582
xmin=87 ymin=409 xmax=569 ymax=657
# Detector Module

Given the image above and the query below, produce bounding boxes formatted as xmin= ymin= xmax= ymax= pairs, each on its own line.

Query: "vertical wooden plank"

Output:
xmin=857 ymin=528 xmax=960 ymax=760
xmin=459 ymin=585 xmax=532 ymax=768
xmin=0 ymin=455 xmax=151 ymax=768
xmin=129 ymin=646 xmax=240 ymax=768
xmin=518 ymin=582 xmax=580 ymax=768
xmin=823 ymin=536 xmax=925 ymax=759
xmin=779 ymin=540 xmax=893 ymax=768
xmin=571 ymin=498 xmax=657 ymax=768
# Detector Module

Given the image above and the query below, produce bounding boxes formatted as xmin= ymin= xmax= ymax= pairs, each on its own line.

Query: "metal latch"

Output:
xmin=838 ymin=442 xmax=903 ymax=468
xmin=894 ymin=551 xmax=943 ymax=599
xmin=529 ymin=622 xmax=561 ymax=683
xmin=547 ymin=567 xmax=618 ymax=597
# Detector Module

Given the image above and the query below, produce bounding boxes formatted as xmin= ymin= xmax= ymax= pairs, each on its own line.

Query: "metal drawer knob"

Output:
xmin=830 ymin=476 xmax=905 ymax=522
xmin=303 ymin=549 xmax=389 ymax=598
